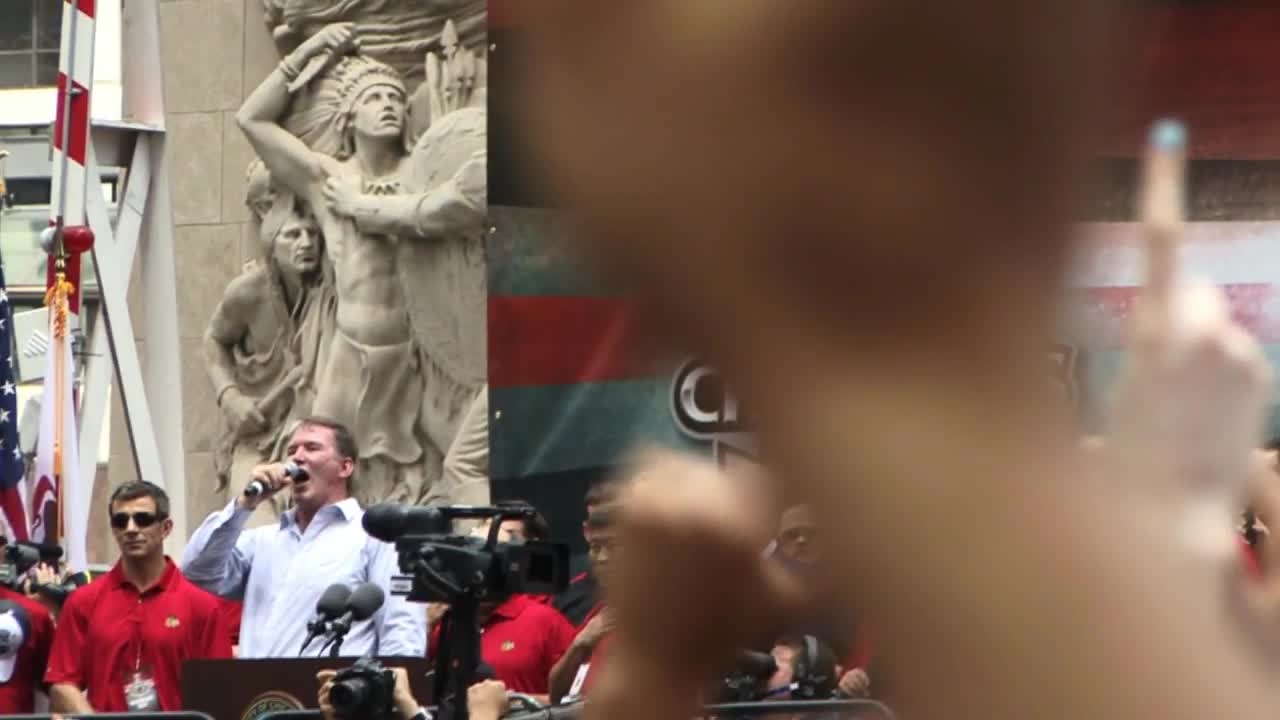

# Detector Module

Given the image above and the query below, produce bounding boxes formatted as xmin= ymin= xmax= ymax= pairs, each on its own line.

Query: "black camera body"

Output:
xmin=329 ymin=656 xmax=396 ymax=720
xmin=393 ymin=534 xmax=568 ymax=604
xmin=0 ymin=541 xmax=57 ymax=590
xmin=363 ymin=503 xmax=571 ymax=720
xmin=364 ymin=503 xmax=569 ymax=605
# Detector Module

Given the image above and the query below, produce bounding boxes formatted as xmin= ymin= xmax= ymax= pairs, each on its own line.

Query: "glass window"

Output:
xmin=0 ymin=0 xmax=60 ymax=88
xmin=0 ymin=54 xmax=32 ymax=88
xmin=0 ymin=206 xmax=101 ymax=290
xmin=36 ymin=0 xmax=61 ymax=50
xmin=35 ymin=50 xmax=58 ymax=85
xmin=0 ymin=0 xmax=34 ymax=52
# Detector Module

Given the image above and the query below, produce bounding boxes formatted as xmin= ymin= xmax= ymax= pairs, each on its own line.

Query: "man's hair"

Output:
xmin=108 ymin=481 xmax=170 ymax=519
xmin=292 ymin=415 xmax=359 ymax=461
xmin=494 ymin=499 xmax=551 ymax=541
xmin=585 ymin=478 xmax=624 ymax=510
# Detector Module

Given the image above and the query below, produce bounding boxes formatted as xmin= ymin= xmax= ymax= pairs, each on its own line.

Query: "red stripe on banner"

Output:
xmin=488 ymin=296 xmax=661 ymax=387
xmin=52 ymin=74 xmax=90 ymax=166
xmin=1100 ymin=4 xmax=1280 ymax=159
xmin=65 ymin=0 xmax=95 ymax=19
xmin=1071 ymin=283 xmax=1277 ymax=349
xmin=0 ymin=488 xmax=28 ymax=542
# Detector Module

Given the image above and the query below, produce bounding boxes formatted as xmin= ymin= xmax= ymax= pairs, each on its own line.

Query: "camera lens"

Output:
xmin=330 ymin=677 xmax=369 ymax=712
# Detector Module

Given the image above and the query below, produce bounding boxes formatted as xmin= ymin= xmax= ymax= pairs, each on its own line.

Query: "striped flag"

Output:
xmin=29 ymin=278 xmax=84 ymax=571
xmin=0 ymin=252 xmax=28 ymax=542
xmin=48 ymin=0 xmax=96 ymax=318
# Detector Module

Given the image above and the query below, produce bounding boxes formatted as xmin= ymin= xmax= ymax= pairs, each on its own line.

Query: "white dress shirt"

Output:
xmin=181 ymin=497 xmax=426 ymax=658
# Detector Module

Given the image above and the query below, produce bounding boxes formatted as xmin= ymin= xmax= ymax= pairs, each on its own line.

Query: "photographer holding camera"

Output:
xmin=316 ymin=666 xmax=509 ymax=720
xmin=0 ymin=552 xmax=54 ymax=714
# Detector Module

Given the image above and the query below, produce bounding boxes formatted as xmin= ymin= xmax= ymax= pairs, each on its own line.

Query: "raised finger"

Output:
xmin=1138 ymin=118 xmax=1188 ymax=319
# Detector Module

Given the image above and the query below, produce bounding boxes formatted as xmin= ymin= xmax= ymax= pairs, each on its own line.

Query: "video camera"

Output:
xmin=0 ymin=538 xmax=60 ymax=590
xmin=362 ymin=503 xmax=571 ymax=720
xmin=328 ymin=656 xmax=396 ymax=720
xmin=720 ymin=650 xmax=780 ymax=703
xmin=362 ymin=503 xmax=569 ymax=604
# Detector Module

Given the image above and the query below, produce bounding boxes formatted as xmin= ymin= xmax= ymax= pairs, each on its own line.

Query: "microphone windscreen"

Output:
xmin=348 ymin=582 xmax=386 ymax=620
xmin=283 ymin=461 xmax=309 ymax=481
xmin=316 ymin=583 xmax=353 ymax=618
xmin=362 ymin=504 xmax=406 ymax=542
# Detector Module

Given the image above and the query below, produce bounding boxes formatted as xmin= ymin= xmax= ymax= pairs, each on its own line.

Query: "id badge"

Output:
xmin=124 ymin=670 xmax=160 ymax=712
xmin=564 ymin=662 xmax=590 ymax=702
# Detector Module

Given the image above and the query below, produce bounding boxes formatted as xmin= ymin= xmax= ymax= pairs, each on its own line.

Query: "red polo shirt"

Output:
xmin=429 ymin=594 xmax=576 ymax=694
xmin=45 ymin=558 xmax=232 ymax=711
xmin=577 ymin=604 xmax=611 ymax=696
xmin=0 ymin=585 xmax=54 ymax=714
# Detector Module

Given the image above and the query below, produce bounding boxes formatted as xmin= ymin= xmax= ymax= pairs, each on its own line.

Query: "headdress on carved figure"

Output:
xmin=284 ymin=54 xmax=410 ymax=159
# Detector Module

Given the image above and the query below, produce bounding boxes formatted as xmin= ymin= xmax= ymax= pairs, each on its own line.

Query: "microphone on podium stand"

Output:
xmin=320 ymin=583 xmax=386 ymax=657
xmin=299 ymin=583 xmax=354 ymax=656
xmin=245 ymin=461 xmax=308 ymax=498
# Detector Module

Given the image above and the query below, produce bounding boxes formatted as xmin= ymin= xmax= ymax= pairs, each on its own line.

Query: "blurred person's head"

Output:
xmin=471 ymin=499 xmax=551 ymax=544
xmin=585 ymin=501 xmax=618 ymax=594
xmin=776 ymin=504 xmax=821 ymax=566
xmin=108 ymin=482 xmax=173 ymax=562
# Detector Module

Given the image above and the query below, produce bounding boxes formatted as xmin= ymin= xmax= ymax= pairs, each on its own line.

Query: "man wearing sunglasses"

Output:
xmin=45 ymin=482 xmax=232 ymax=713
xmin=181 ymin=416 xmax=425 ymax=658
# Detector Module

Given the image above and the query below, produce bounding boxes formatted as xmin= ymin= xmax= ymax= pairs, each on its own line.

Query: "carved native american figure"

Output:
xmin=232 ymin=19 xmax=488 ymax=507
xmin=205 ymin=160 xmax=331 ymax=523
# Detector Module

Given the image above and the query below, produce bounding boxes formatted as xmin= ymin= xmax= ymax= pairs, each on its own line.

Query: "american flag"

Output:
xmin=0 ymin=250 xmax=27 ymax=541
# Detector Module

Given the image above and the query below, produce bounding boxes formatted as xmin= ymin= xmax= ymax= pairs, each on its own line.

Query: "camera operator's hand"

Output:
xmin=467 ymin=680 xmax=508 ymax=720
xmin=573 ymin=608 xmax=613 ymax=653
xmin=426 ymin=602 xmax=449 ymax=629
xmin=837 ymin=668 xmax=871 ymax=699
xmin=239 ymin=462 xmax=294 ymax=510
xmin=316 ymin=669 xmax=337 ymax=720
xmin=389 ymin=667 xmax=425 ymax=720
xmin=32 ymin=561 xmax=59 ymax=588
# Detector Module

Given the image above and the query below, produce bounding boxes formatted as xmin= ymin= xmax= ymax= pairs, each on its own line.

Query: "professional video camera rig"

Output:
xmin=328 ymin=504 xmax=570 ymax=720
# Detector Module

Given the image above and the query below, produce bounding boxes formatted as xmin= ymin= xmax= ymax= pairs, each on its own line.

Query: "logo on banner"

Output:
xmin=670 ymin=359 xmax=755 ymax=465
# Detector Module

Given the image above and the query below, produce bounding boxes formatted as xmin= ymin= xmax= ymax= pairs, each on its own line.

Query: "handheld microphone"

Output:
xmin=244 ymin=461 xmax=308 ymax=498
xmin=319 ymin=583 xmax=385 ymax=656
xmin=299 ymin=583 xmax=353 ymax=655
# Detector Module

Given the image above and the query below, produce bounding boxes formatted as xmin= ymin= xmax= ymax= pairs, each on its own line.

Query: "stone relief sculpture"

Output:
xmin=262 ymin=0 xmax=486 ymax=143
xmin=205 ymin=160 xmax=331 ymax=522
xmin=224 ymin=15 xmax=489 ymax=509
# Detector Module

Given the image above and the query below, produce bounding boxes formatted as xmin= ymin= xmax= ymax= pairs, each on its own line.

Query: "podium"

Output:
xmin=181 ymin=658 xmax=434 ymax=720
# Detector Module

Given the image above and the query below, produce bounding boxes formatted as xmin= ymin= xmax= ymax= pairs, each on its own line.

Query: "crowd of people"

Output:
xmin=0 ymin=413 xmax=890 ymax=717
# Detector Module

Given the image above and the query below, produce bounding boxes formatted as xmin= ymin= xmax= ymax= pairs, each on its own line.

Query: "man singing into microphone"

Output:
xmin=181 ymin=416 xmax=425 ymax=657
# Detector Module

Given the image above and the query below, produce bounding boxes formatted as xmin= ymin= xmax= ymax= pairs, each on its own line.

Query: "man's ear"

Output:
xmin=340 ymin=455 xmax=356 ymax=480
xmin=161 ymin=517 xmax=174 ymax=538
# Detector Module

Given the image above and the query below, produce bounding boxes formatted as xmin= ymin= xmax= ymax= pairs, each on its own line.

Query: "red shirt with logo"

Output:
xmin=0 ymin=585 xmax=54 ymax=714
xmin=429 ymin=594 xmax=576 ymax=694
xmin=45 ymin=558 xmax=232 ymax=711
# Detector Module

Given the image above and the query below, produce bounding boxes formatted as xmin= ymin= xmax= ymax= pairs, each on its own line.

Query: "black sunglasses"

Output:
xmin=110 ymin=511 xmax=165 ymax=530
